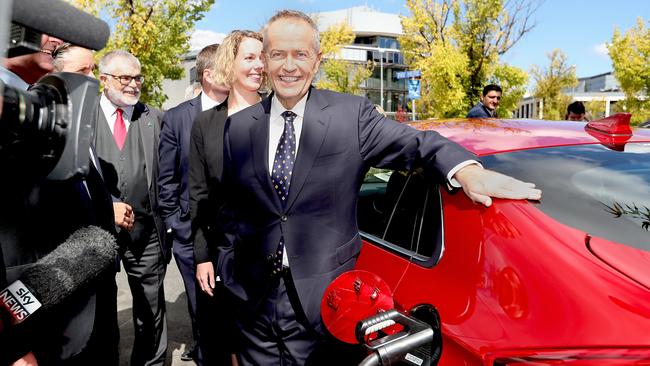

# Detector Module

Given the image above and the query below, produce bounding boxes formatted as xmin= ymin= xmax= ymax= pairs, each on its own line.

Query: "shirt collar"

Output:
xmin=200 ymin=91 xmax=225 ymax=111
xmin=271 ymin=92 xmax=308 ymax=120
xmin=100 ymin=94 xmax=134 ymax=120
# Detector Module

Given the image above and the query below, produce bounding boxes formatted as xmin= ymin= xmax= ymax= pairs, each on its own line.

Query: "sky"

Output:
xmin=191 ymin=0 xmax=650 ymax=79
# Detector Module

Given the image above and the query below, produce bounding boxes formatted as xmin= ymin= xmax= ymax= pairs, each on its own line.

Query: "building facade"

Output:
xmin=161 ymin=51 xmax=199 ymax=110
xmin=313 ymin=6 xmax=409 ymax=115
xmin=515 ymin=72 xmax=626 ymax=119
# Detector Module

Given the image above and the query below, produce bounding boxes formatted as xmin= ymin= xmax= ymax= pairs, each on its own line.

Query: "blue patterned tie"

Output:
xmin=270 ymin=111 xmax=297 ymax=274
xmin=272 ymin=111 xmax=297 ymax=204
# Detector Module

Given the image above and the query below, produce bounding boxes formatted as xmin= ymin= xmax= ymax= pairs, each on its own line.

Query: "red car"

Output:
xmin=347 ymin=115 xmax=650 ymax=365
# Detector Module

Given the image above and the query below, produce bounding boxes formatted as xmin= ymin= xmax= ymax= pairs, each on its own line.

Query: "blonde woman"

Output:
xmin=188 ymin=30 xmax=264 ymax=365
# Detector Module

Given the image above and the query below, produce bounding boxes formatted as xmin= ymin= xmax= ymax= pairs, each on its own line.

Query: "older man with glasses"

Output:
xmin=95 ymin=50 xmax=169 ymax=366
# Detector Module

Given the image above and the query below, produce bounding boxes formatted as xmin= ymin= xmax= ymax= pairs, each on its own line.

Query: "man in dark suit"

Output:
xmin=467 ymin=84 xmax=502 ymax=118
xmin=95 ymin=50 xmax=168 ymax=366
xmin=157 ymin=43 xmax=227 ymax=364
xmin=217 ymin=10 xmax=542 ymax=365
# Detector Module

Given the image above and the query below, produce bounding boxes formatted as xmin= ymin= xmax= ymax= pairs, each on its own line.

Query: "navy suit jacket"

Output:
xmin=218 ymin=88 xmax=477 ymax=332
xmin=466 ymin=102 xmax=495 ymax=118
xmin=158 ymin=95 xmax=202 ymax=244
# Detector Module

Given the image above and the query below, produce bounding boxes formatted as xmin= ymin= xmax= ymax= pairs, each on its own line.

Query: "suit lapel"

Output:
xmin=250 ymin=97 xmax=282 ymax=209
xmin=189 ymin=95 xmax=201 ymax=123
xmin=95 ymin=104 xmax=109 ymax=147
xmin=286 ymin=88 xmax=330 ymax=210
xmin=134 ymin=103 xmax=155 ymax=188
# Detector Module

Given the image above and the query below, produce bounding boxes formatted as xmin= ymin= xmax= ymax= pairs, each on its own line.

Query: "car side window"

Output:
xmin=358 ymin=169 xmax=444 ymax=265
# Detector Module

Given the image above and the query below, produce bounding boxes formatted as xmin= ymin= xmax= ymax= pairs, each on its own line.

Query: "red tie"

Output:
xmin=113 ymin=108 xmax=127 ymax=150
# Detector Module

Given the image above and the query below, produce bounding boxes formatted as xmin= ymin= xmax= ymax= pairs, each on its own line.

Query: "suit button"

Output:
xmin=280 ymin=215 xmax=288 ymax=222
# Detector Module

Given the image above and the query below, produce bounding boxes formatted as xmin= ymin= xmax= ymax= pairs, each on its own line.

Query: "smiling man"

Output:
xmin=217 ymin=10 xmax=540 ymax=365
xmin=95 ymin=50 xmax=168 ymax=366
xmin=467 ymin=84 xmax=502 ymax=118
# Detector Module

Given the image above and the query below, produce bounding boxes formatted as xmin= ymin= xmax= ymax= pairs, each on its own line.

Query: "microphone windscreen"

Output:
xmin=11 ymin=0 xmax=110 ymax=50
xmin=20 ymin=226 xmax=117 ymax=310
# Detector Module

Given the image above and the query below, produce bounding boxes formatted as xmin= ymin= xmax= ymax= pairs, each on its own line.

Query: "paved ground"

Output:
xmin=116 ymin=260 xmax=195 ymax=366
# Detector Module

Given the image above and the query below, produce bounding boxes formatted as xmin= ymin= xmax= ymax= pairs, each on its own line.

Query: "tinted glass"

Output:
xmin=482 ymin=144 xmax=650 ymax=250
xmin=358 ymin=169 xmax=443 ymax=263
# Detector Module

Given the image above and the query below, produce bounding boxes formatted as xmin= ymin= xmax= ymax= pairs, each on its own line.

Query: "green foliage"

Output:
xmin=316 ymin=22 xmax=373 ymax=95
xmin=608 ymin=18 xmax=650 ymax=124
xmin=584 ymin=100 xmax=607 ymax=120
xmin=416 ymin=42 xmax=469 ymax=118
xmin=491 ymin=64 xmax=529 ymax=117
xmin=531 ymin=49 xmax=577 ymax=120
xmin=400 ymin=0 xmax=536 ymax=118
xmin=73 ymin=0 xmax=214 ymax=107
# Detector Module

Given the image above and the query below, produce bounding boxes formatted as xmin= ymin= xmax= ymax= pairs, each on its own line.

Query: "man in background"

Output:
xmin=95 ymin=50 xmax=168 ymax=366
xmin=157 ymin=43 xmax=228 ymax=364
xmin=52 ymin=43 xmax=96 ymax=77
xmin=467 ymin=84 xmax=502 ymax=118
xmin=565 ymin=101 xmax=588 ymax=121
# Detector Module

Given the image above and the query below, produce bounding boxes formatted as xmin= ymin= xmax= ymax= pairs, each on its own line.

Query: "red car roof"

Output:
xmin=408 ymin=118 xmax=650 ymax=156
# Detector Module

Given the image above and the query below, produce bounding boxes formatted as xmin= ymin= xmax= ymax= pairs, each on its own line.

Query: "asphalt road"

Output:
xmin=116 ymin=259 xmax=196 ymax=366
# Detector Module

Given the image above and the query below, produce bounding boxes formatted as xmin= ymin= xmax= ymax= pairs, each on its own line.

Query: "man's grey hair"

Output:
xmin=262 ymin=10 xmax=320 ymax=53
xmin=98 ymin=50 xmax=141 ymax=74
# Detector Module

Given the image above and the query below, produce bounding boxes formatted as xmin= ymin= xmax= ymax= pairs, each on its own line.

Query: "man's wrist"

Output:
xmin=447 ymin=160 xmax=482 ymax=188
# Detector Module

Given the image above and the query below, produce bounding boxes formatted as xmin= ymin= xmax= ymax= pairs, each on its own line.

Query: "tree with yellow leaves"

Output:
xmin=399 ymin=0 xmax=538 ymax=118
xmin=531 ymin=49 xmax=577 ymax=120
xmin=608 ymin=17 xmax=650 ymax=124
xmin=316 ymin=21 xmax=373 ymax=95
xmin=72 ymin=0 xmax=214 ymax=107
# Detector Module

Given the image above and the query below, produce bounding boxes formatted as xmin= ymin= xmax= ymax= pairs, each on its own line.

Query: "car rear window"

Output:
xmin=482 ymin=144 xmax=650 ymax=251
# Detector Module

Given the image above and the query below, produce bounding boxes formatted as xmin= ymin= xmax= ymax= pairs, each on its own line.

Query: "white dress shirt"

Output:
xmin=99 ymin=94 xmax=134 ymax=133
xmin=200 ymin=91 xmax=223 ymax=112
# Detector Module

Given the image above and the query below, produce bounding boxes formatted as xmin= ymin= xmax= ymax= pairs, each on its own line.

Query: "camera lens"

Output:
xmin=1 ymin=78 xmax=69 ymax=179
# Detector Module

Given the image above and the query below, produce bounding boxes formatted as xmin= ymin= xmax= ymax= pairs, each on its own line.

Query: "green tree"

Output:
xmin=531 ymin=49 xmax=577 ymax=120
xmin=399 ymin=0 xmax=538 ymax=118
xmin=492 ymin=64 xmax=529 ymax=117
xmin=73 ymin=0 xmax=214 ymax=107
xmin=316 ymin=22 xmax=373 ymax=95
xmin=608 ymin=17 xmax=650 ymax=124
xmin=584 ymin=99 xmax=606 ymax=120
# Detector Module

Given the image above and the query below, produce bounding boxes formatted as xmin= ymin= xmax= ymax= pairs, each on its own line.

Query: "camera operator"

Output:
xmin=1 ymin=40 xmax=119 ymax=366
xmin=2 ymin=34 xmax=63 ymax=87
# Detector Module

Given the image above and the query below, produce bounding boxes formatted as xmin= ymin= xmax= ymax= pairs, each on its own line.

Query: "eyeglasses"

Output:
xmin=103 ymin=73 xmax=145 ymax=85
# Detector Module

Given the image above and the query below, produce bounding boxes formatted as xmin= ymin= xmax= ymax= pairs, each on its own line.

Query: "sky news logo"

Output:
xmin=0 ymin=280 xmax=42 ymax=323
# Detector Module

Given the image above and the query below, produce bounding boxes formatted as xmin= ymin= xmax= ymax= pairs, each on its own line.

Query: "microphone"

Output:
xmin=0 ymin=226 xmax=117 ymax=331
xmin=11 ymin=0 xmax=110 ymax=51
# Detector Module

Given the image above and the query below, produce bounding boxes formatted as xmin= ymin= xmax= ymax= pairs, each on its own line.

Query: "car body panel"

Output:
xmin=354 ymin=117 xmax=650 ymax=364
xmin=408 ymin=118 xmax=650 ymax=156
xmin=589 ymin=236 xmax=650 ymax=290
